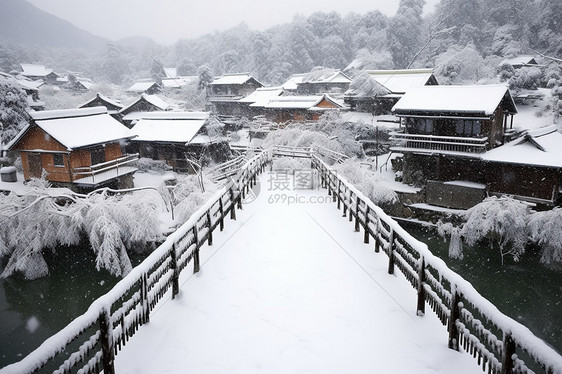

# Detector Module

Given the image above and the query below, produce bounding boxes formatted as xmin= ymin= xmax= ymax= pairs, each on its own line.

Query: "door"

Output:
xmin=27 ymin=153 xmax=42 ymax=179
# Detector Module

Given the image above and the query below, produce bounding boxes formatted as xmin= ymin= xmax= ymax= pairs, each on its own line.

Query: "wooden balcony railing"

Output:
xmin=73 ymin=153 xmax=139 ymax=184
xmin=390 ymin=132 xmax=489 ymax=154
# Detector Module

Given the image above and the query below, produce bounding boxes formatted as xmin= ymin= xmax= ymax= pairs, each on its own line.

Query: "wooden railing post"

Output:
xmin=99 ymin=306 xmax=115 ymax=374
xmin=219 ymin=198 xmax=225 ymax=231
xmin=364 ymin=206 xmax=370 ymax=243
xmin=374 ymin=218 xmax=381 ymax=253
xmin=206 ymin=210 xmax=213 ymax=246
xmin=448 ymin=289 xmax=461 ymax=351
xmin=336 ymin=180 xmax=342 ymax=207
xmin=354 ymin=198 xmax=360 ymax=232
xmin=501 ymin=333 xmax=516 ymax=374
xmin=417 ymin=257 xmax=426 ymax=316
xmin=193 ymin=226 xmax=200 ymax=273
xmin=141 ymin=273 xmax=150 ymax=324
xmin=387 ymin=229 xmax=395 ymax=274
xmin=229 ymin=187 xmax=237 ymax=220
xmin=171 ymin=244 xmax=179 ymax=299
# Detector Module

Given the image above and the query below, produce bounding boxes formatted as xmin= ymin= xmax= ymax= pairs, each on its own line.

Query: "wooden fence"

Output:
xmin=311 ymin=154 xmax=562 ymax=374
xmin=0 ymin=151 xmax=270 ymax=374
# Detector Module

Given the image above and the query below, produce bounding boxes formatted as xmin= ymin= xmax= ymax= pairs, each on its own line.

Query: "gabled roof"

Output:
xmin=281 ymin=74 xmax=306 ymax=91
xmin=239 ymin=87 xmax=285 ymax=106
xmin=161 ymin=76 xmax=198 ymax=88
xmin=8 ymin=107 xmax=134 ymax=151
xmin=127 ymin=81 xmax=161 ymax=92
xmin=366 ymin=69 xmax=436 ymax=94
xmin=301 ymin=70 xmax=351 ymax=84
xmin=164 ymin=68 xmax=177 ymax=78
xmin=79 ymin=93 xmax=123 ymax=110
xmin=120 ymin=94 xmax=171 ymax=114
xmin=500 ymin=55 xmax=538 ymax=67
xmin=482 ymin=125 xmax=562 ymax=168
xmin=263 ymin=95 xmax=344 ymax=110
xmin=130 ymin=112 xmax=210 ymax=143
xmin=392 ymin=84 xmax=517 ymax=116
xmin=20 ymin=63 xmax=50 ymax=77
xmin=210 ymin=73 xmax=262 ymax=86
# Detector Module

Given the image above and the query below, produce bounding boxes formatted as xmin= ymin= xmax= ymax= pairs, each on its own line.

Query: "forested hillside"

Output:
xmin=0 ymin=0 xmax=561 ymax=86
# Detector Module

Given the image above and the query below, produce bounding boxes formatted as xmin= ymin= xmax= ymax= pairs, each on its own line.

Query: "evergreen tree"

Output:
xmin=0 ymin=79 xmax=30 ymax=155
xmin=387 ymin=0 xmax=425 ymax=68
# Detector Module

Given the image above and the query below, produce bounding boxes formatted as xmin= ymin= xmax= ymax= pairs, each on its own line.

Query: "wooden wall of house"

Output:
xmin=487 ymin=163 xmax=560 ymax=202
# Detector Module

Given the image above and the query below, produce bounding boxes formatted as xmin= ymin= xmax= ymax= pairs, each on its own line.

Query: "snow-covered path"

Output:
xmin=115 ymin=172 xmax=480 ymax=374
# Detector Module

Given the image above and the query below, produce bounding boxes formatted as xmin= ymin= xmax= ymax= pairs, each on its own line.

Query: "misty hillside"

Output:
xmin=0 ymin=0 xmax=107 ymax=50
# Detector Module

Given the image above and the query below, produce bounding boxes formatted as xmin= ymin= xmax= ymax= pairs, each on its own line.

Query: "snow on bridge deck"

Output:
xmin=115 ymin=172 xmax=480 ymax=374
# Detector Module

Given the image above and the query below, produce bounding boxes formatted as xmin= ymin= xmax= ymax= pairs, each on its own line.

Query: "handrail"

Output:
xmin=0 ymin=151 xmax=271 ymax=374
xmin=311 ymin=154 xmax=562 ymax=374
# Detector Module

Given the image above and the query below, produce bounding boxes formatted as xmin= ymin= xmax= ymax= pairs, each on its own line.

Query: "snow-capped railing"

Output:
xmin=311 ymin=154 xmax=562 ymax=374
xmin=72 ymin=153 xmax=140 ymax=184
xmin=0 ymin=150 xmax=271 ymax=374
xmin=390 ymin=132 xmax=489 ymax=154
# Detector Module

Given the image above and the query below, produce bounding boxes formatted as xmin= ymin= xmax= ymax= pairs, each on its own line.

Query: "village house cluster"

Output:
xmin=3 ymin=56 xmax=561 ymax=214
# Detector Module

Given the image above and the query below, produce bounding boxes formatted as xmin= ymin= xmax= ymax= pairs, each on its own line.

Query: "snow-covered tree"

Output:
xmin=509 ymin=66 xmax=543 ymax=91
xmin=434 ymin=44 xmax=489 ymax=83
xmin=0 ymin=79 xmax=31 ymax=155
xmin=460 ymin=196 xmax=531 ymax=264
xmin=387 ymin=0 xmax=425 ymax=68
xmin=197 ymin=64 xmax=213 ymax=91
xmin=528 ymin=208 xmax=562 ymax=264
xmin=348 ymin=71 xmax=391 ymax=97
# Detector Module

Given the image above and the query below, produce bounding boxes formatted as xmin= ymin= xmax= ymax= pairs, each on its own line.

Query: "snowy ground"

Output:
xmin=114 ymin=172 xmax=480 ymax=374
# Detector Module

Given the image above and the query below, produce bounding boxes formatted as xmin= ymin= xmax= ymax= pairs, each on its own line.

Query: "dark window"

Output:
xmin=53 ymin=154 xmax=64 ymax=167
xmin=91 ymin=148 xmax=106 ymax=165
xmin=406 ymin=118 xmax=433 ymax=134
xmin=454 ymin=120 xmax=482 ymax=137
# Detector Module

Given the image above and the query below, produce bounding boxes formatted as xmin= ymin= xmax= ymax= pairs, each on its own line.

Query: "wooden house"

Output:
xmin=6 ymin=107 xmax=138 ymax=192
xmin=207 ymin=73 xmax=263 ymax=116
xmin=389 ymin=84 xmax=523 ymax=209
xmin=126 ymin=81 xmax=162 ymax=95
xmin=500 ymin=55 xmax=539 ymax=70
xmin=260 ymin=94 xmax=345 ymax=123
xmin=238 ymin=87 xmax=285 ymax=118
xmin=19 ymin=64 xmax=59 ymax=84
xmin=128 ymin=112 xmax=229 ymax=171
xmin=345 ymin=69 xmax=438 ymax=114
xmin=79 ymin=93 xmax=123 ymax=117
xmin=281 ymin=74 xmax=306 ymax=92
xmin=119 ymin=94 xmax=173 ymax=127
xmin=296 ymin=70 xmax=351 ymax=96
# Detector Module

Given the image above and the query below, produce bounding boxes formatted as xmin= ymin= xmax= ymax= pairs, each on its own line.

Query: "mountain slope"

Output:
xmin=0 ymin=0 xmax=107 ymax=50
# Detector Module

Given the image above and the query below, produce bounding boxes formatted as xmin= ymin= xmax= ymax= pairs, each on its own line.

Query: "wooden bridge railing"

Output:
xmin=311 ymin=154 xmax=562 ymax=374
xmin=0 ymin=150 xmax=271 ymax=374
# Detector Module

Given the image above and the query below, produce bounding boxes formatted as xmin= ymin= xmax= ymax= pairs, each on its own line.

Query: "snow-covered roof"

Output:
xmin=392 ymin=84 xmax=517 ymax=116
xmin=302 ymin=70 xmax=351 ymax=84
xmin=239 ymin=87 xmax=285 ymax=106
xmin=367 ymin=69 xmax=435 ymax=94
xmin=164 ymin=68 xmax=177 ymax=78
xmin=130 ymin=112 xmax=209 ymax=143
xmin=120 ymin=94 xmax=171 ymax=114
xmin=281 ymin=74 xmax=306 ymax=91
xmin=127 ymin=81 xmax=159 ymax=92
xmin=79 ymin=93 xmax=123 ymax=110
xmin=500 ymin=55 xmax=537 ymax=67
xmin=161 ymin=76 xmax=198 ymax=88
xmin=482 ymin=125 xmax=562 ymax=168
xmin=210 ymin=73 xmax=261 ymax=86
xmin=9 ymin=107 xmax=134 ymax=151
xmin=263 ymin=95 xmax=344 ymax=110
xmin=77 ymin=80 xmax=94 ymax=90
xmin=20 ymin=63 xmax=50 ymax=77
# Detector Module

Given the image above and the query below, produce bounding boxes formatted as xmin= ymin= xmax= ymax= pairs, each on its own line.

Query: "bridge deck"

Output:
xmin=115 ymin=172 xmax=480 ymax=373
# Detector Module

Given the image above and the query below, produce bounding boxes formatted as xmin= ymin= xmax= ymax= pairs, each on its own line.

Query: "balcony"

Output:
xmin=73 ymin=153 xmax=139 ymax=185
xmin=389 ymin=132 xmax=489 ymax=156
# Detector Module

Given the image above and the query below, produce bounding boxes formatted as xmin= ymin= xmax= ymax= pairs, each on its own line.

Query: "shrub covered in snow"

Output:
xmin=528 ymin=208 xmax=562 ymax=265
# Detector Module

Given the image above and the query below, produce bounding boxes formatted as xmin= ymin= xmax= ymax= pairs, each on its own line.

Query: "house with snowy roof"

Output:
xmin=259 ymin=94 xmax=345 ymax=123
xmin=499 ymin=55 xmax=539 ymax=70
xmin=128 ymin=111 xmax=229 ymax=171
xmin=126 ymin=81 xmax=162 ymax=95
xmin=207 ymin=73 xmax=263 ymax=116
xmin=161 ymin=76 xmax=198 ymax=90
xmin=345 ymin=69 xmax=438 ymax=114
xmin=296 ymin=69 xmax=351 ymax=96
xmin=389 ymin=84 xmax=522 ymax=210
xmin=238 ymin=86 xmax=285 ymax=118
xmin=6 ymin=107 xmax=138 ymax=191
xmin=79 ymin=93 xmax=123 ymax=117
xmin=0 ymin=72 xmax=45 ymax=111
xmin=281 ymin=74 xmax=306 ymax=92
xmin=19 ymin=63 xmax=60 ymax=84
xmin=119 ymin=94 xmax=173 ymax=127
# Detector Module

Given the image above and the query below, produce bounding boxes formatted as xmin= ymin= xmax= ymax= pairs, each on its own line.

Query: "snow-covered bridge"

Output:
xmin=2 ymin=150 xmax=561 ymax=374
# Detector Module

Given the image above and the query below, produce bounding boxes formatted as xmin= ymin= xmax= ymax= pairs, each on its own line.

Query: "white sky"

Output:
xmin=26 ymin=0 xmax=440 ymax=45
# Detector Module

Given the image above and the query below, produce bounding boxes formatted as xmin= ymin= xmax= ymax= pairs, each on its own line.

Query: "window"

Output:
xmin=90 ymin=148 xmax=106 ymax=165
xmin=454 ymin=120 xmax=482 ymax=137
xmin=406 ymin=118 xmax=433 ymax=134
xmin=53 ymin=154 xmax=64 ymax=167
